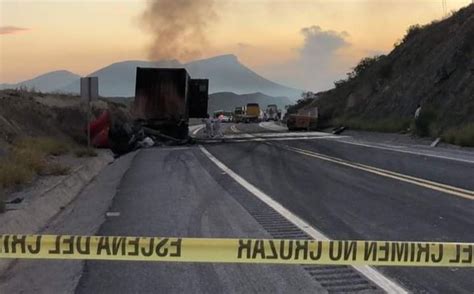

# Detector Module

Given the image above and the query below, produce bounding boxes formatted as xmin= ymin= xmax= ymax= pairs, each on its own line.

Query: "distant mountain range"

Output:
xmin=208 ymin=92 xmax=291 ymax=114
xmin=0 ymin=70 xmax=81 ymax=93
xmin=1 ymin=55 xmax=301 ymax=99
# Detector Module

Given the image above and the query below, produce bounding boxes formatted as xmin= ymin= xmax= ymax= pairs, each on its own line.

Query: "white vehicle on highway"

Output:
xmin=221 ymin=114 xmax=232 ymax=123
xmin=265 ymin=104 xmax=279 ymax=121
xmin=213 ymin=110 xmax=232 ymax=122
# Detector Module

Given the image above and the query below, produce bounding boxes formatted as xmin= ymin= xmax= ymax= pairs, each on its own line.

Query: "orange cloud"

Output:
xmin=0 ymin=26 xmax=29 ymax=35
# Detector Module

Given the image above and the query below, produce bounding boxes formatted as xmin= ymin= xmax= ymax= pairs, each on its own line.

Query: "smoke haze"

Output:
xmin=139 ymin=0 xmax=216 ymax=61
xmin=258 ymin=25 xmax=353 ymax=91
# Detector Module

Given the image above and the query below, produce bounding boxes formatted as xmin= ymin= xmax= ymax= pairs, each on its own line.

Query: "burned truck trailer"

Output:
xmin=133 ymin=68 xmax=208 ymax=139
xmin=188 ymin=79 xmax=209 ymax=118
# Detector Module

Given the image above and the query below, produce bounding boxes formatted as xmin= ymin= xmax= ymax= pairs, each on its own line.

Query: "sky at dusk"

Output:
xmin=1 ymin=0 xmax=472 ymax=92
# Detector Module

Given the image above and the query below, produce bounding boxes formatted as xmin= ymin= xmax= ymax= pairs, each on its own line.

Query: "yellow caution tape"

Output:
xmin=0 ymin=235 xmax=473 ymax=267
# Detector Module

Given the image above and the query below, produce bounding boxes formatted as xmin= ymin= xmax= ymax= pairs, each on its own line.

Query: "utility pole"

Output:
xmin=80 ymin=77 xmax=99 ymax=149
xmin=442 ymin=0 xmax=447 ymax=16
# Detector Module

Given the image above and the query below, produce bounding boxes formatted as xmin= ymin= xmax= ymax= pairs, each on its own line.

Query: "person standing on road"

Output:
xmin=410 ymin=103 xmax=423 ymax=136
xmin=414 ymin=104 xmax=422 ymax=120
xmin=203 ymin=114 xmax=214 ymax=138
xmin=214 ymin=113 xmax=224 ymax=138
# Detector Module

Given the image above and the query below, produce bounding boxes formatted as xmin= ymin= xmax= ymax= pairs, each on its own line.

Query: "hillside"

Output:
xmin=208 ymin=92 xmax=291 ymax=114
xmin=2 ymin=55 xmax=301 ymax=99
xmin=296 ymin=5 xmax=474 ymax=145
xmin=0 ymin=89 xmax=129 ymax=153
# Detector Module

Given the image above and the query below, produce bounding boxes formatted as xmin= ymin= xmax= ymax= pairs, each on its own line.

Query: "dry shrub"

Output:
xmin=442 ymin=123 xmax=474 ymax=147
xmin=43 ymin=162 xmax=71 ymax=176
xmin=74 ymin=148 xmax=98 ymax=158
xmin=332 ymin=117 xmax=411 ymax=133
xmin=15 ymin=137 xmax=70 ymax=156
xmin=0 ymin=187 xmax=6 ymax=213
xmin=0 ymin=158 xmax=35 ymax=188
xmin=0 ymin=136 xmax=72 ymax=188
xmin=11 ymin=148 xmax=48 ymax=174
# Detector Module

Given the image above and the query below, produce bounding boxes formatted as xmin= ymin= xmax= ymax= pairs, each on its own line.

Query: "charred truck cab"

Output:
xmin=133 ymin=68 xmax=208 ymax=140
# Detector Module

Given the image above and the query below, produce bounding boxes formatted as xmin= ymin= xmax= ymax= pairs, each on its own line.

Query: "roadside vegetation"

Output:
xmin=331 ymin=117 xmax=411 ymax=133
xmin=411 ymin=109 xmax=474 ymax=147
xmin=412 ymin=108 xmax=439 ymax=137
xmin=441 ymin=124 xmax=474 ymax=147
xmin=0 ymin=89 xmax=119 ymax=211
xmin=0 ymin=188 xmax=5 ymax=213
xmin=15 ymin=137 xmax=70 ymax=156
xmin=329 ymin=109 xmax=474 ymax=147
xmin=329 ymin=110 xmax=474 ymax=147
xmin=0 ymin=137 xmax=72 ymax=189
xmin=287 ymin=5 xmax=474 ymax=148
xmin=334 ymin=55 xmax=387 ymax=89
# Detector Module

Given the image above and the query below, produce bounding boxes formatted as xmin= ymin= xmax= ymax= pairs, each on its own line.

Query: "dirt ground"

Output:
xmin=0 ymin=89 xmax=130 ymax=153
xmin=0 ymin=89 xmax=130 ymax=197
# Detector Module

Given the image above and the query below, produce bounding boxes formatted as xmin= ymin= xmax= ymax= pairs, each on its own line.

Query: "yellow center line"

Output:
xmin=276 ymin=144 xmax=474 ymax=201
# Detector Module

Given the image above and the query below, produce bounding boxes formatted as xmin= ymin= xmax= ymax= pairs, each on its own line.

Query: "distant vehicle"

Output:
xmin=265 ymin=104 xmax=279 ymax=121
xmin=287 ymin=107 xmax=318 ymax=131
xmin=221 ymin=115 xmax=231 ymax=122
xmin=234 ymin=107 xmax=245 ymax=123
xmin=277 ymin=109 xmax=282 ymax=120
xmin=213 ymin=110 xmax=232 ymax=122
xmin=133 ymin=68 xmax=209 ymax=139
xmin=221 ymin=111 xmax=233 ymax=123
xmin=244 ymin=103 xmax=260 ymax=123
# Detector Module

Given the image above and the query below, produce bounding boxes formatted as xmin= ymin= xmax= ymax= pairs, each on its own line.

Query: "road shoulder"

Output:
xmin=0 ymin=151 xmax=137 ymax=294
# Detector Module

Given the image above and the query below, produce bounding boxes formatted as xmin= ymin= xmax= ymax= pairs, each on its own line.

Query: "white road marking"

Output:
xmin=143 ymin=147 xmax=191 ymax=151
xmin=335 ymin=139 xmax=474 ymax=164
xmin=198 ymin=136 xmax=348 ymax=144
xmin=430 ymin=138 xmax=441 ymax=148
xmin=230 ymin=125 xmax=241 ymax=133
xmin=199 ymin=145 xmax=408 ymax=294
xmin=198 ymin=129 xmax=346 ymax=143
xmin=259 ymin=121 xmax=288 ymax=132
xmin=191 ymin=125 xmax=205 ymax=136
xmin=105 ymin=212 xmax=120 ymax=217
xmin=163 ymin=147 xmax=192 ymax=151
xmin=279 ymin=144 xmax=474 ymax=201
xmin=222 ymin=131 xmax=334 ymax=139
xmin=237 ymin=136 xmax=346 ymax=142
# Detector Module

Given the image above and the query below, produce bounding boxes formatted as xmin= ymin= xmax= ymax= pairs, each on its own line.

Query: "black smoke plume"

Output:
xmin=140 ymin=0 xmax=216 ymax=61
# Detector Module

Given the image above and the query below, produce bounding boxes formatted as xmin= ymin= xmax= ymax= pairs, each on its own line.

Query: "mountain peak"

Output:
xmin=6 ymin=54 xmax=301 ymax=98
xmin=34 ymin=70 xmax=79 ymax=79
xmin=209 ymin=54 xmax=238 ymax=61
xmin=188 ymin=54 xmax=240 ymax=66
xmin=46 ymin=70 xmax=77 ymax=75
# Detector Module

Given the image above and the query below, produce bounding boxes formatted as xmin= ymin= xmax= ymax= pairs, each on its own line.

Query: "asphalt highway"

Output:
xmin=76 ymin=122 xmax=473 ymax=293
xmin=75 ymin=146 xmax=326 ymax=294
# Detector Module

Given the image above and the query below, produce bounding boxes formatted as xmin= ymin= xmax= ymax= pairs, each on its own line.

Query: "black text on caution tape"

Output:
xmin=0 ymin=235 xmax=473 ymax=267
